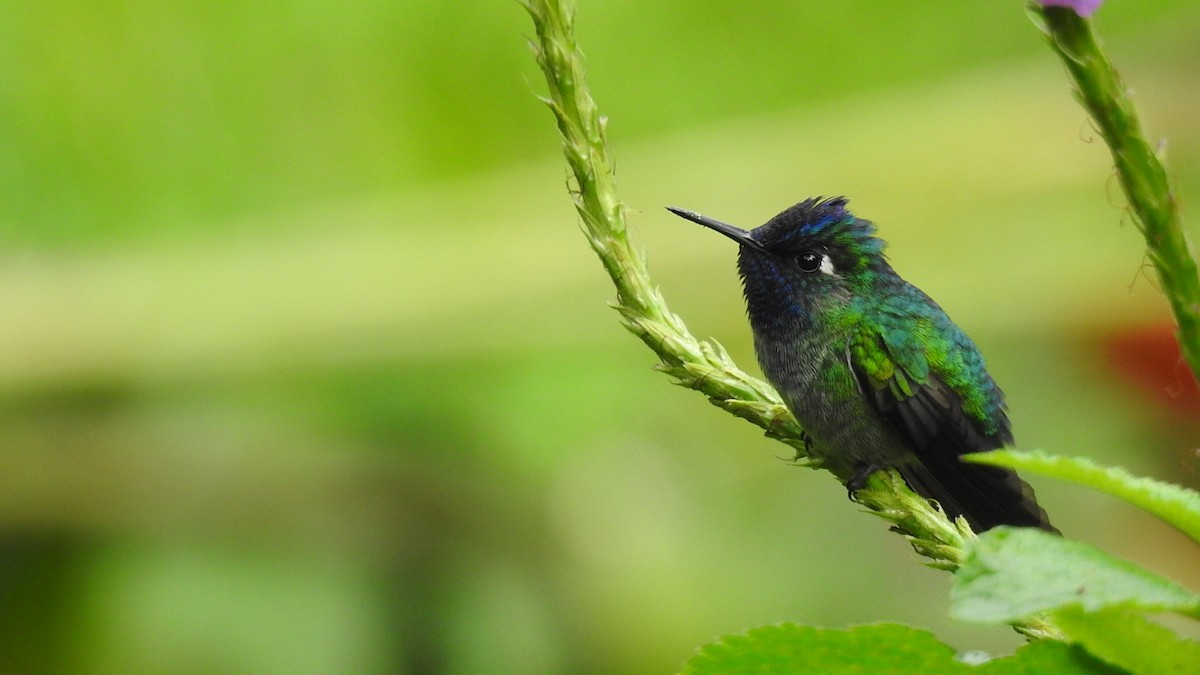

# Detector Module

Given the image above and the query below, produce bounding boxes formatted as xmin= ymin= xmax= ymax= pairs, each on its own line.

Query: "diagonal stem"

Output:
xmin=522 ymin=0 xmax=972 ymax=568
xmin=1035 ymin=4 xmax=1200 ymax=386
xmin=521 ymin=0 xmax=1064 ymax=640
xmin=521 ymin=0 xmax=806 ymax=455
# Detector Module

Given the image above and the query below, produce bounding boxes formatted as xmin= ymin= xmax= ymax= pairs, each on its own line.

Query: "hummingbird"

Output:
xmin=668 ymin=197 xmax=1055 ymax=533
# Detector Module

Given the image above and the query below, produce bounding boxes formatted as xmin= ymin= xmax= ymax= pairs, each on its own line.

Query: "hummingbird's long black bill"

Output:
xmin=666 ymin=207 xmax=765 ymax=251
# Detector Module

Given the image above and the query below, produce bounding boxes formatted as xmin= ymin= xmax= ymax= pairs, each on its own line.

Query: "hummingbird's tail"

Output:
xmin=899 ymin=459 xmax=1057 ymax=534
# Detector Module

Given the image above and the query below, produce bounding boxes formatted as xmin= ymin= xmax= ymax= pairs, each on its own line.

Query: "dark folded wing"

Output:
xmin=848 ymin=330 xmax=1055 ymax=532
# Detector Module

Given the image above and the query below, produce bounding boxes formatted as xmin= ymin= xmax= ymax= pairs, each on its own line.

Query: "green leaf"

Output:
xmin=679 ymin=623 xmax=1116 ymax=674
xmin=964 ymin=450 xmax=1200 ymax=544
xmin=951 ymin=527 xmax=1200 ymax=623
xmin=680 ymin=623 xmax=963 ymax=674
xmin=979 ymin=640 xmax=1122 ymax=674
xmin=1051 ymin=606 xmax=1200 ymax=675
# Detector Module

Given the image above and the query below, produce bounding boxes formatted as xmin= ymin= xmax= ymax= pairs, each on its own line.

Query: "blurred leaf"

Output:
xmin=679 ymin=622 xmax=1116 ymax=674
xmin=983 ymin=640 xmax=1123 ymax=674
xmin=1051 ymin=606 xmax=1200 ymax=675
xmin=680 ymin=623 xmax=963 ymax=674
xmin=951 ymin=527 xmax=1200 ymax=623
xmin=965 ymin=450 xmax=1200 ymax=543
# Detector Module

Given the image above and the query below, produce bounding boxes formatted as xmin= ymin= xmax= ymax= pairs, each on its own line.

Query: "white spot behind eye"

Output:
xmin=819 ymin=254 xmax=835 ymax=276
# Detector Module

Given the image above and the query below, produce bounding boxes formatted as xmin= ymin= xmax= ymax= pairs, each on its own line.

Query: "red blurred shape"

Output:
xmin=1105 ymin=324 xmax=1200 ymax=419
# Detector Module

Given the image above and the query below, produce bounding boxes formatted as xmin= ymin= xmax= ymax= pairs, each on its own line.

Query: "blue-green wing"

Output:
xmin=848 ymin=325 xmax=1052 ymax=532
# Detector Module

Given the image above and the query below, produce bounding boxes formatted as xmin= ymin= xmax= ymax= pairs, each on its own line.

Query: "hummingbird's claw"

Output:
xmin=846 ymin=463 xmax=884 ymax=500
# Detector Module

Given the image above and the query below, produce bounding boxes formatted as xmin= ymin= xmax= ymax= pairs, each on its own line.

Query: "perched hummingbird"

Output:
xmin=668 ymin=197 xmax=1055 ymax=533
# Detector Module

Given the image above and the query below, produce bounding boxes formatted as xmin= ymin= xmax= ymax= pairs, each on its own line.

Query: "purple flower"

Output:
xmin=1039 ymin=0 xmax=1103 ymax=17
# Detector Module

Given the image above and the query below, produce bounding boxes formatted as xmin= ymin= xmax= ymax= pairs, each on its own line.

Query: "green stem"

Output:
xmin=521 ymin=0 xmax=1062 ymax=640
xmin=519 ymin=0 xmax=805 ymax=455
xmin=1035 ymin=4 xmax=1200 ymax=384
xmin=523 ymin=0 xmax=969 ymax=569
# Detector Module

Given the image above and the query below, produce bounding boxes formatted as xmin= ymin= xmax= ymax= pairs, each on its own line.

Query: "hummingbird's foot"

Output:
xmin=790 ymin=430 xmax=814 ymax=461
xmin=846 ymin=463 xmax=884 ymax=501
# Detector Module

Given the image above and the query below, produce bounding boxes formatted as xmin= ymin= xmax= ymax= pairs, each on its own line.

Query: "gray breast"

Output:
xmin=753 ymin=328 xmax=912 ymax=473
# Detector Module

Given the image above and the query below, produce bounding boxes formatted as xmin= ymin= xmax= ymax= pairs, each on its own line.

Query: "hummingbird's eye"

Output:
xmin=796 ymin=251 xmax=823 ymax=273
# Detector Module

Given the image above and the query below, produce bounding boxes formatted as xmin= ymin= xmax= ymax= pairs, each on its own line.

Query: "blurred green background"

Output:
xmin=0 ymin=1 xmax=1198 ymax=673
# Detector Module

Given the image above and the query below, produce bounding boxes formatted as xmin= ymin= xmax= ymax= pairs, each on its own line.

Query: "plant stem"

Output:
xmin=521 ymin=0 xmax=1063 ymax=640
xmin=521 ymin=0 xmax=805 ymax=454
xmin=1035 ymin=4 xmax=1200 ymax=384
xmin=521 ymin=0 xmax=966 ymax=563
